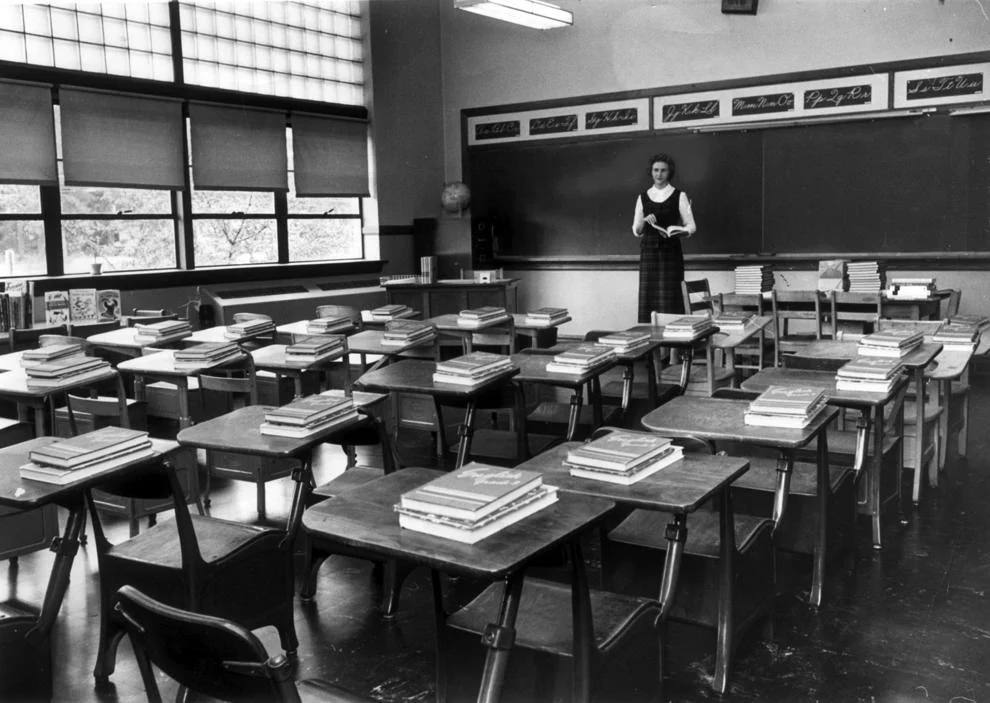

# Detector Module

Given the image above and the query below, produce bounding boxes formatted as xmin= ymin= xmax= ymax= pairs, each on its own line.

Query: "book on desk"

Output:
xmin=432 ymin=351 xmax=513 ymax=386
xmin=24 ymin=356 xmax=111 ymax=388
xmin=545 ymin=343 xmax=616 ymax=374
xmin=565 ymin=430 xmax=683 ymax=485
xmin=662 ymin=315 xmax=716 ymax=340
xmin=857 ymin=329 xmax=923 ymax=357
xmin=20 ymin=427 xmax=154 ymax=484
xmin=744 ymin=385 xmax=829 ymax=428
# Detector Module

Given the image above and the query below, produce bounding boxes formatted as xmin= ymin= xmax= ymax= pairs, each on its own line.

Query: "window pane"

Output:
xmin=62 ymin=219 xmax=176 ymax=273
xmin=194 ymin=218 xmax=277 ymax=265
xmin=287 ymin=192 xmax=359 ymax=215
xmin=61 ymin=186 xmax=172 ymax=215
xmin=0 ymin=221 xmax=46 ymax=277
xmin=0 ymin=30 xmax=26 ymax=62
xmin=288 ymin=218 xmax=362 ymax=261
xmin=191 ymin=189 xmax=273 ymax=214
xmin=0 ymin=184 xmax=41 ymax=214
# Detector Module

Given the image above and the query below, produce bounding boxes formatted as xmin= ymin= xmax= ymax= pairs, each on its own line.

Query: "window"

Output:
xmin=191 ymin=189 xmax=277 ymax=266
xmin=0 ymin=184 xmax=46 ymax=277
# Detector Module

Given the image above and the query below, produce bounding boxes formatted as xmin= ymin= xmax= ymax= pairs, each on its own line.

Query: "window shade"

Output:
xmin=292 ymin=113 xmax=369 ymax=196
xmin=0 ymin=80 xmax=57 ymax=186
xmin=190 ymin=103 xmax=288 ymax=191
xmin=60 ymin=88 xmax=184 ymax=189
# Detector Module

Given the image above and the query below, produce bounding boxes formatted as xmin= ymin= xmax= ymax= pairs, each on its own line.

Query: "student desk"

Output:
xmin=382 ymin=278 xmax=519 ymax=318
xmin=0 ymin=350 xmax=25 ymax=371
xmin=185 ymin=324 xmax=273 ymax=346
xmin=0 ymin=437 xmax=179 ymax=694
xmin=353 ymin=359 xmax=519 ymax=468
xmin=429 ymin=313 xmax=516 ymax=354
xmin=787 ymin=339 xmax=942 ymax=506
xmin=510 ymin=443 xmax=750 ymax=694
xmin=712 ymin=315 xmax=775 ymax=377
xmin=275 ymin=319 xmax=359 ymax=341
xmin=510 ymin=313 xmax=572 ymax=349
xmin=117 ymin=349 xmax=248 ymax=430
xmin=250 ymin=344 xmax=351 ymax=399
xmin=741 ymin=367 xmax=909 ymax=549
xmin=622 ymin=316 xmax=719 ymax=399
xmin=302 ymin=467 xmax=613 ymax=703
xmin=86 ymin=327 xmax=191 ymax=359
xmin=345 ymin=329 xmax=440 ymax=372
xmin=882 ymin=290 xmax=951 ymax=321
xmin=0 ymin=365 xmax=118 ymax=436
xmin=360 ymin=308 xmax=422 ymax=328
xmin=641 ymin=396 xmax=838 ymax=607
xmin=917 ymin=345 xmax=974 ymax=486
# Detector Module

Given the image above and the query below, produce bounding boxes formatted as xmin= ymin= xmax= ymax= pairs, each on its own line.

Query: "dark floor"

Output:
xmin=4 ymin=380 xmax=990 ymax=703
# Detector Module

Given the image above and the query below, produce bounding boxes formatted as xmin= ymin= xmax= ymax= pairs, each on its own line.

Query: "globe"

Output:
xmin=441 ymin=181 xmax=471 ymax=214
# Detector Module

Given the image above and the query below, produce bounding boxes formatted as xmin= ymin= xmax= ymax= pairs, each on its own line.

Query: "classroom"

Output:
xmin=0 ymin=1 xmax=989 ymax=701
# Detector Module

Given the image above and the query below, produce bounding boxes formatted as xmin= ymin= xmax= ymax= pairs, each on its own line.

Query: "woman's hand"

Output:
xmin=643 ymin=214 xmax=657 ymax=227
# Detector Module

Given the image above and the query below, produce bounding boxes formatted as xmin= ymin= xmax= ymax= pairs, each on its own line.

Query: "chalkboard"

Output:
xmin=468 ymin=112 xmax=990 ymax=257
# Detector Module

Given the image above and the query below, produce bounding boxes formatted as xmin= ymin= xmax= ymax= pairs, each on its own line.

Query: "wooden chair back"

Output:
xmin=315 ymin=305 xmax=362 ymax=325
xmin=127 ymin=309 xmax=178 ymax=327
xmin=941 ymin=288 xmax=961 ymax=318
xmin=829 ymin=291 xmax=883 ymax=338
xmin=198 ymin=355 xmax=259 ymax=410
xmin=39 ymin=334 xmax=93 ymax=353
xmin=63 ymin=374 xmax=133 ymax=433
xmin=875 ymin=319 xmax=942 ymax=336
xmin=8 ymin=325 xmax=68 ymax=352
xmin=770 ymin=290 xmax=826 ymax=365
xmin=681 ymin=279 xmax=715 ymax=316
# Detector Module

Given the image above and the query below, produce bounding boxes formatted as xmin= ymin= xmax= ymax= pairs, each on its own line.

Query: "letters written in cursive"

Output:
xmin=475 ymin=120 xmax=521 ymax=140
xmin=662 ymin=100 xmax=720 ymax=123
xmin=732 ymin=92 xmax=795 ymax=116
xmin=906 ymin=73 xmax=983 ymax=100
xmin=585 ymin=108 xmax=638 ymax=130
xmin=529 ymin=114 xmax=578 ymax=135
xmin=804 ymin=85 xmax=872 ymax=110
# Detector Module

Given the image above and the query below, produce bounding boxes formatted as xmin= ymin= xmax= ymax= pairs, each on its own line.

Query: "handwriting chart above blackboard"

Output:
xmin=467 ymin=111 xmax=990 ymax=258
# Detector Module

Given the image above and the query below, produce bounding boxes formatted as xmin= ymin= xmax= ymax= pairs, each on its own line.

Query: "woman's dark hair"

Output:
xmin=648 ymin=153 xmax=676 ymax=180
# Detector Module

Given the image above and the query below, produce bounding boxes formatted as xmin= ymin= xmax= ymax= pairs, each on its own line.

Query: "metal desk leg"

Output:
xmin=27 ymin=501 xmax=85 ymax=645
xmin=712 ymin=488 xmax=736 ymax=695
xmin=568 ymin=542 xmax=592 ymax=703
xmin=871 ymin=405 xmax=885 ymax=549
xmin=477 ymin=571 xmax=524 ymax=703
xmin=911 ymin=369 xmax=926 ymax=505
xmin=655 ymin=514 xmax=687 ymax=686
xmin=589 ymin=377 xmax=604 ymax=430
xmin=810 ymin=431 xmax=830 ymax=608
xmin=455 ymin=400 xmax=477 ymax=469
xmin=566 ymin=392 xmax=583 ymax=441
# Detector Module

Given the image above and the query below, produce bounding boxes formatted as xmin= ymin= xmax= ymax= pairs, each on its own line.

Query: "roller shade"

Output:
xmin=59 ymin=87 xmax=184 ymax=189
xmin=0 ymin=80 xmax=57 ymax=185
xmin=292 ymin=113 xmax=369 ymax=196
xmin=190 ymin=103 xmax=288 ymax=191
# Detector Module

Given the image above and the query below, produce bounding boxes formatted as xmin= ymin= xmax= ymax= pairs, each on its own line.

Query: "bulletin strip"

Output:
xmin=893 ymin=62 xmax=990 ymax=109
xmin=652 ymin=74 xmax=890 ymax=130
xmin=466 ymin=98 xmax=650 ymax=146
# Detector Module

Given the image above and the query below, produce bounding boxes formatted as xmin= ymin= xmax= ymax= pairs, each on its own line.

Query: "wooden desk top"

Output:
xmin=361 ymin=309 xmax=421 ymax=326
xmin=276 ymin=320 xmax=358 ymax=338
xmin=625 ymin=320 xmax=718 ymax=349
xmin=711 ymin=315 xmax=773 ymax=350
xmin=509 ymin=352 xmax=617 ymax=387
xmin=346 ymin=329 xmax=435 ymax=356
xmin=0 ymin=365 xmax=117 ymax=400
xmin=0 ymin=437 xmax=179 ymax=509
xmin=87 ymin=327 xmax=190 ymax=353
xmin=511 ymin=313 xmax=572 ymax=331
xmin=741 ymin=367 xmax=908 ymax=409
xmin=118 ymin=349 xmax=247 ymax=378
xmin=185 ymin=325 xmax=271 ymax=345
xmin=924 ymin=347 xmax=973 ymax=381
xmin=250 ymin=344 xmax=346 ymax=371
xmin=0 ymin=350 xmax=25 ymax=371
xmin=794 ymin=340 xmax=942 ymax=369
xmin=302 ymin=466 xmax=613 ymax=578
xmin=354 ymin=359 xmax=518 ymax=397
xmin=176 ymin=404 xmax=366 ymax=457
xmin=429 ymin=313 xmax=514 ymax=332
xmin=515 ymin=441 xmax=749 ymax=513
xmin=641 ymin=396 xmax=837 ymax=449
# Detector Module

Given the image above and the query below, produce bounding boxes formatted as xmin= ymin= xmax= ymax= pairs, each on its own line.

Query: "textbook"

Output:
xmin=382 ymin=320 xmax=436 ymax=346
xmin=20 ymin=343 xmax=84 ymax=367
xmin=816 ymin=259 xmax=849 ymax=292
xmin=548 ymin=343 xmax=616 ymax=368
xmin=661 ymin=315 xmax=716 ymax=340
xmin=259 ymin=409 xmax=359 ymax=438
xmin=526 ymin=307 xmax=569 ymax=320
xmin=836 ymin=356 xmax=903 ymax=380
xmin=747 ymin=386 xmax=827 ymax=416
xmin=647 ymin=221 xmax=690 ymax=238
xmin=456 ymin=306 xmax=510 ymax=328
xmin=398 ymin=462 xmax=543 ymax=521
xmin=565 ymin=431 xmax=674 ymax=472
xmin=596 ymin=330 xmax=651 ymax=354
xmin=263 ymin=395 xmax=355 ymax=427
xmin=434 ymin=351 xmax=513 ymax=377
xmin=24 ymin=355 xmax=107 ymax=379
xmin=134 ymin=319 xmax=193 ymax=339
xmin=712 ymin=310 xmax=755 ymax=329
xmin=20 ymin=446 xmax=156 ymax=485
xmin=29 ymin=427 xmax=151 ymax=467
xmin=307 ymin=316 xmax=354 ymax=334
xmin=567 ymin=446 xmax=684 ymax=485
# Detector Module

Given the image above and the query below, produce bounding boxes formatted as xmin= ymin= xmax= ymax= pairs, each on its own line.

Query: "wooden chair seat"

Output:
xmin=526 ymin=401 xmax=622 ymax=441
xmin=796 ymin=426 xmax=900 ymax=460
xmin=608 ymin=509 xmax=770 ymax=559
xmin=660 ymin=363 xmax=735 ymax=386
xmin=450 ymin=428 xmax=559 ymax=467
xmin=447 ymin=576 xmax=655 ymax=657
xmin=109 ymin=515 xmax=278 ymax=567
xmin=312 ymin=467 xmax=384 ymax=501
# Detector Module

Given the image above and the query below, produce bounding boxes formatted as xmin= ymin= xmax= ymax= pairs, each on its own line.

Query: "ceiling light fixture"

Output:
xmin=455 ymin=0 xmax=573 ymax=30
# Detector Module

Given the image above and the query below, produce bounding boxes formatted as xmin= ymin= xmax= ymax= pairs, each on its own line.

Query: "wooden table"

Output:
xmin=302 ymin=467 xmax=613 ymax=703
xmin=788 ymin=339 xmax=942 ymax=507
xmin=623 ymin=314 xmax=719 ymax=399
xmin=510 ymin=313 xmax=571 ymax=349
xmin=86 ymin=327 xmax=191 ymax=358
xmin=642 ymin=395 xmax=838 ymax=606
xmin=882 ymin=290 xmax=951 ymax=320
xmin=360 ymin=308 xmax=422 ymax=329
xmin=513 ymin=443 xmax=750 ymax=693
xmin=276 ymin=319 xmax=359 ymax=341
xmin=0 ymin=365 xmax=118 ymax=436
xmin=185 ymin=324 xmax=273 ymax=346
xmin=0 ymin=350 xmax=25 ymax=371
xmin=345 ymin=328 xmax=439 ymax=372
xmin=741 ymin=367 xmax=909 ymax=549
xmin=250 ymin=344 xmax=351 ymax=398
xmin=429 ymin=313 xmax=516 ymax=354
xmin=712 ymin=315 xmax=775 ymax=376
xmin=353 ymin=359 xmax=519 ymax=468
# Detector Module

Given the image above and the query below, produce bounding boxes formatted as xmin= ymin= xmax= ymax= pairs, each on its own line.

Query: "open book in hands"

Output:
xmin=648 ymin=221 xmax=691 ymax=238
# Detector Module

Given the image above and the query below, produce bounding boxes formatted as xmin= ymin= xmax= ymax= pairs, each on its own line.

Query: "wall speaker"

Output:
xmin=722 ymin=0 xmax=758 ymax=14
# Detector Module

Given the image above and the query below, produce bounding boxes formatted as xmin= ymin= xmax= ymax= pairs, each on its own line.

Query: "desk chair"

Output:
xmin=68 ymin=320 xmax=121 ymax=337
xmin=8 ymin=325 xmax=68 ymax=353
xmin=88 ymin=459 xmax=301 ymax=684
xmin=316 ymin=304 xmax=362 ymax=330
xmin=114 ymin=585 xmax=367 ymax=703
xmin=232 ymin=312 xmax=277 ymax=350
xmin=126 ymin=310 xmax=178 ymax=326
xmin=653 ymin=311 xmax=733 ymax=397
xmin=717 ymin=292 xmax=773 ymax=377
xmin=771 ymin=290 xmax=827 ymax=365
xmin=38 ymin=334 xmax=92 ymax=354
xmin=582 ymin=330 xmax=649 ymax=418
xmin=829 ymin=291 xmax=883 ymax=338
xmin=681 ymin=279 xmax=716 ymax=317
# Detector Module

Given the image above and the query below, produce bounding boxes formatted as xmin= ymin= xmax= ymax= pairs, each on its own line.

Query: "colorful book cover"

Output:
xmin=44 ymin=290 xmax=70 ymax=325
xmin=68 ymin=288 xmax=98 ymax=323
xmin=97 ymin=289 xmax=121 ymax=322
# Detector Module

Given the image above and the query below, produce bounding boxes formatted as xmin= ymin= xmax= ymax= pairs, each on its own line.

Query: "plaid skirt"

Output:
xmin=638 ymin=236 xmax=684 ymax=323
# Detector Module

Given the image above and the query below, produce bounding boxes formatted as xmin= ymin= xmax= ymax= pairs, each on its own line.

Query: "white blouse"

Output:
xmin=632 ymin=184 xmax=697 ymax=237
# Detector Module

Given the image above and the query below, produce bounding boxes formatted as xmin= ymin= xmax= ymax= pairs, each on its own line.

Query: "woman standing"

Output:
xmin=631 ymin=153 xmax=697 ymax=323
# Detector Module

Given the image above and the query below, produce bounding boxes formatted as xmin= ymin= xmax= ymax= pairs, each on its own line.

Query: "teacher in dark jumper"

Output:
xmin=631 ymin=153 xmax=697 ymax=323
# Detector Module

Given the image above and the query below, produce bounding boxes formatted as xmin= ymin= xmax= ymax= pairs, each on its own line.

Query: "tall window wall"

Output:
xmin=0 ymin=1 xmax=369 ymax=279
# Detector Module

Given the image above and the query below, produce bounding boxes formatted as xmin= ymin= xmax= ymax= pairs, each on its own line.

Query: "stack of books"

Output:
xmin=564 ymin=431 xmax=683 ymax=485
xmin=369 ymin=304 xmax=414 ymax=322
xmin=857 ymin=329 xmax=924 ymax=358
xmin=932 ymin=321 xmax=980 ymax=349
xmin=225 ymin=317 xmax=275 ymax=339
xmin=744 ymin=385 xmax=829 ymax=428
xmin=885 ymin=277 xmax=936 ymax=300
xmin=24 ymin=356 xmax=111 ymax=388
xmin=307 ymin=315 xmax=354 ymax=335
xmin=172 ymin=342 xmax=242 ymax=370
xmin=456 ymin=306 xmax=510 ymax=329
xmin=133 ymin=319 xmax=192 ymax=341
xmin=949 ymin=313 xmax=990 ymax=331
xmin=381 ymin=319 xmax=436 ymax=347
xmin=524 ymin=307 xmax=569 ymax=326
xmin=432 ymin=351 xmax=513 ymax=386
xmin=259 ymin=394 xmax=359 ymax=438
xmin=545 ymin=343 xmax=617 ymax=374
xmin=835 ymin=356 xmax=903 ymax=393
xmin=285 ymin=335 xmax=346 ymax=364
xmin=20 ymin=342 xmax=85 ymax=368
xmin=19 ymin=427 xmax=154 ymax=484
xmin=661 ymin=315 xmax=717 ymax=340
xmin=817 ymin=259 xmax=850 ymax=292
xmin=847 ymin=260 xmax=886 ymax=292
xmin=595 ymin=330 xmax=651 ymax=354
xmin=394 ymin=463 xmax=558 ymax=544
xmin=734 ymin=265 xmax=774 ymax=294
xmin=712 ymin=309 xmax=755 ymax=331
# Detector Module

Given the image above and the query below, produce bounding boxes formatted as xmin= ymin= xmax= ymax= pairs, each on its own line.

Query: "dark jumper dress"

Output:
xmin=637 ymin=187 xmax=685 ymax=323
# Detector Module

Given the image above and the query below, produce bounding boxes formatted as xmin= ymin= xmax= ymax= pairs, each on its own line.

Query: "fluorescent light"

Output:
xmin=455 ymin=0 xmax=573 ymax=30
xmin=948 ymin=105 xmax=990 ymax=116
xmin=692 ymin=109 xmax=933 ymax=133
